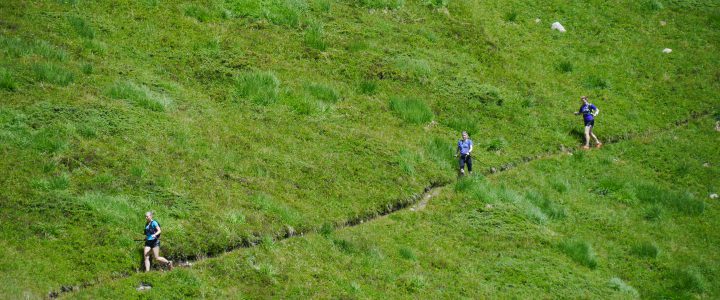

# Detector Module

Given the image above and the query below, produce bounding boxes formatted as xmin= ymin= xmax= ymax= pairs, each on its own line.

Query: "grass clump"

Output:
xmin=635 ymin=184 xmax=705 ymax=215
xmin=631 ymin=241 xmax=659 ymax=258
xmin=399 ymin=247 xmax=416 ymax=260
xmin=560 ymin=239 xmax=598 ymax=269
xmin=643 ymin=0 xmax=664 ymax=11
xmin=250 ymin=193 xmax=300 ymax=226
xmin=389 ymin=97 xmax=433 ymax=125
xmin=359 ymin=0 xmax=404 ymax=9
xmin=34 ymin=40 xmax=68 ymax=61
xmin=0 ymin=68 xmax=18 ymax=91
xmin=486 ymin=137 xmax=508 ymax=152
xmin=670 ymin=269 xmax=706 ymax=294
xmin=585 ymin=75 xmax=610 ymax=89
xmin=306 ymin=83 xmax=339 ymax=103
xmin=422 ymin=0 xmax=448 ymax=9
xmin=32 ymin=63 xmax=74 ymax=86
xmin=68 ymin=16 xmax=95 ymax=39
xmin=557 ymin=61 xmax=573 ymax=73
xmin=107 ymin=81 xmax=171 ymax=112
xmin=230 ymin=0 xmax=308 ymax=28
xmin=358 ymin=80 xmax=377 ymax=95
xmin=396 ymin=149 xmax=418 ymax=175
xmin=526 ymin=192 xmax=567 ymax=219
xmin=445 ymin=117 xmax=478 ymax=137
xmin=609 ymin=277 xmax=639 ymax=297
xmin=304 ymin=20 xmax=327 ymax=51
xmin=235 ymin=71 xmax=280 ymax=105
xmin=389 ymin=56 xmax=433 ymax=83
xmin=185 ymin=5 xmax=212 ymax=22
xmin=504 ymin=10 xmax=518 ymax=22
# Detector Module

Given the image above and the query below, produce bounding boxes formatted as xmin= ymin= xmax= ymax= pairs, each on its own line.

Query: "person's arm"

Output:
xmin=468 ymin=141 xmax=473 ymax=155
xmin=151 ymin=222 xmax=161 ymax=239
xmin=593 ymin=107 xmax=599 ymax=117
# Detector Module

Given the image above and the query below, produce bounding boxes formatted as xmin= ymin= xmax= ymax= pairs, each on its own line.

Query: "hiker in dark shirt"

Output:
xmin=143 ymin=211 xmax=173 ymax=271
xmin=456 ymin=131 xmax=474 ymax=176
xmin=574 ymin=96 xmax=602 ymax=149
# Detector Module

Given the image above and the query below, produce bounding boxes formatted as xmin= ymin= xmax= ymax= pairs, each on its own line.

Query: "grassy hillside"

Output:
xmin=71 ymin=118 xmax=719 ymax=299
xmin=0 ymin=0 xmax=718 ymax=298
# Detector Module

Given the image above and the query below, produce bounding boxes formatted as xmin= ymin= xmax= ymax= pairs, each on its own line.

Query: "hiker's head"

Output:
xmin=462 ymin=131 xmax=469 ymax=140
xmin=581 ymin=96 xmax=589 ymax=104
xmin=145 ymin=211 xmax=153 ymax=222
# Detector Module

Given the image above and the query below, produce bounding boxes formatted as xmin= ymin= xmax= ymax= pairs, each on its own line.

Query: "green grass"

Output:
xmin=389 ymin=96 xmax=433 ymax=124
xmin=0 ymin=0 xmax=719 ymax=298
xmin=631 ymin=241 xmax=659 ymax=258
xmin=32 ymin=63 xmax=74 ymax=86
xmin=0 ymin=68 xmax=18 ymax=91
xmin=107 ymin=81 xmax=171 ymax=111
xmin=560 ymin=239 xmax=598 ymax=269
xmin=235 ymin=71 xmax=280 ymax=105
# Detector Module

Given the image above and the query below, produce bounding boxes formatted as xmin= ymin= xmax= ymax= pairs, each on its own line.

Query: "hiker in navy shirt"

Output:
xmin=456 ymin=131 xmax=473 ymax=176
xmin=574 ymin=96 xmax=602 ymax=149
xmin=143 ymin=211 xmax=173 ymax=271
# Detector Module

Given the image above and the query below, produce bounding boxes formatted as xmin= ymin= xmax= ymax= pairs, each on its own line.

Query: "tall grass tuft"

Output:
xmin=68 ymin=16 xmax=95 ymax=39
xmin=32 ymin=63 xmax=74 ymax=86
xmin=396 ymin=149 xmax=418 ymax=175
xmin=585 ymin=75 xmax=610 ymax=89
xmin=304 ymin=20 xmax=327 ymax=51
xmin=389 ymin=97 xmax=433 ymax=124
xmin=423 ymin=0 xmax=448 ymax=8
xmin=35 ymin=40 xmax=68 ymax=61
xmin=504 ymin=10 xmax=518 ymax=22
xmin=557 ymin=61 xmax=573 ymax=73
xmin=390 ymin=56 xmax=433 ymax=83
xmin=643 ymin=0 xmax=664 ymax=10
xmin=107 ymin=81 xmax=171 ymax=112
xmin=486 ymin=137 xmax=508 ymax=152
xmin=671 ymin=269 xmax=706 ymax=293
xmin=644 ymin=205 xmax=662 ymax=221
xmin=358 ymin=80 xmax=377 ymax=95
xmin=631 ymin=241 xmax=659 ymax=258
xmin=0 ymin=68 xmax=18 ymax=91
xmin=426 ymin=136 xmax=452 ymax=170
xmin=526 ymin=192 xmax=567 ymax=219
xmin=306 ymin=83 xmax=338 ymax=103
xmin=360 ymin=0 xmax=405 ymax=9
xmin=185 ymin=5 xmax=212 ymax=22
xmin=636 ymin=184 xmax=705 ymax=215
xmin=609 ymin=277 xmax=639 ymax=297
xmin=560 ymin=239 xmax=598 ymax=268
xmin=250 ymin=193 xmax=300 ymax=226
xmin=235 ymin=71 xmax=280 ymax=105
xmin=399 ymin=247 xmax=416 ymax=260
xmin=549 ymin=177 xmax=570 ymax=193
xmin=445 ymin=117 xmax=478 ymax=137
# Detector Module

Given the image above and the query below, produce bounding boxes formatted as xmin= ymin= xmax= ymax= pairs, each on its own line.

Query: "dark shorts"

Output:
xmin=584 ymin=119 xmax=595 ymax=127
xmin=145 ymin=239 xmax=160 ymax=248
xmin=459 ymin=154 xmax=472 ymax=172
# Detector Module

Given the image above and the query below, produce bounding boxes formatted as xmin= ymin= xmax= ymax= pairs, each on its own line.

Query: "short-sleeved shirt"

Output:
xmin=145 ymin=220 xmax=159 ymax=241
xmin=458 ymin=139 xmax=473 ymax=155
xmin=579 ymin=104 xmax=597 ymax=121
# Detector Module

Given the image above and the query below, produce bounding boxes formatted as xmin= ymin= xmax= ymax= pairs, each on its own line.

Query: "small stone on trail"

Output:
xmin=137 ymin=283 xmax=152 ymax=292
xmin=551 ymin=22 xmax=566 ymax=32
xmin=703 ymin=162 xmax=710 ymax=167
xmin=662 ymin=48 xmax=672 ymax=53
xmin=535 ymin=18 xmax=541 ymax=23
xmin=660 ymin=20 xmax=667 ymax=26
xmin=490 ymin=167 xmax=497 ymax=173
xmin=711 ymin=193 xmax=719 ymax=199
xmin=485 ymin=204 xmax=493 ymax=210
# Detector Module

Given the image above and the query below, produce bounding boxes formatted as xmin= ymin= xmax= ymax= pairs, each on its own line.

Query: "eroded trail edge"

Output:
xmin=51 ymin=110 xmax=712 ymax=298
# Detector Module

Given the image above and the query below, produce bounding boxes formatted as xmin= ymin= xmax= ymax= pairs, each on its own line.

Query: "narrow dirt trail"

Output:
xmin=51 ymin=110 xmax=712 ymax=298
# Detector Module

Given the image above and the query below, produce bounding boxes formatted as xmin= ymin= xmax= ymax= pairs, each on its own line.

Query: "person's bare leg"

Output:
xmin=583 ymin=126 xmax=591 ymax=148
xmin=153 ymin=247 xmax=172 ymax=270
xmin=589 ymin=127 xmax=601 ymax=146
xmin=143 ymin=246 xmax=152 ymax=272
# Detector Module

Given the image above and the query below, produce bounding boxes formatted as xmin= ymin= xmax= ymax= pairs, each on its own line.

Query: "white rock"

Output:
xmin=535 ymin=18 xmax=541 ymax=23
xmin=662 ymin=48 xmax=672 ymax=53
xmin=551 ymin=22 xmax=566 ymax=32
xmin=711 ymin=193 xmax=719 ymax=199
xmin=660 ymin=20 xmax=667 ymax=26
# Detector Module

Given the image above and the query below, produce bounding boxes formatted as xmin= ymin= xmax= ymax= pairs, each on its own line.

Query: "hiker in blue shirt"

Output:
xmin=143 ymin=211 xmax=173 ymax=272
xmin=574 ymin=96 xmax=602 ymax=149
xmin=455 ymin=131 xmax=474 ymax=176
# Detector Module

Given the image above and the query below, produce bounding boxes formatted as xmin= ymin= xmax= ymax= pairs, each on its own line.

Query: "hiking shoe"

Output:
xmin=595 ymin=142 xmax=603 ymax=148
xmin=168 ymin=261 xmax=174 ymax=270
xmin=581 ymin=145 xmax=590 ymax=150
